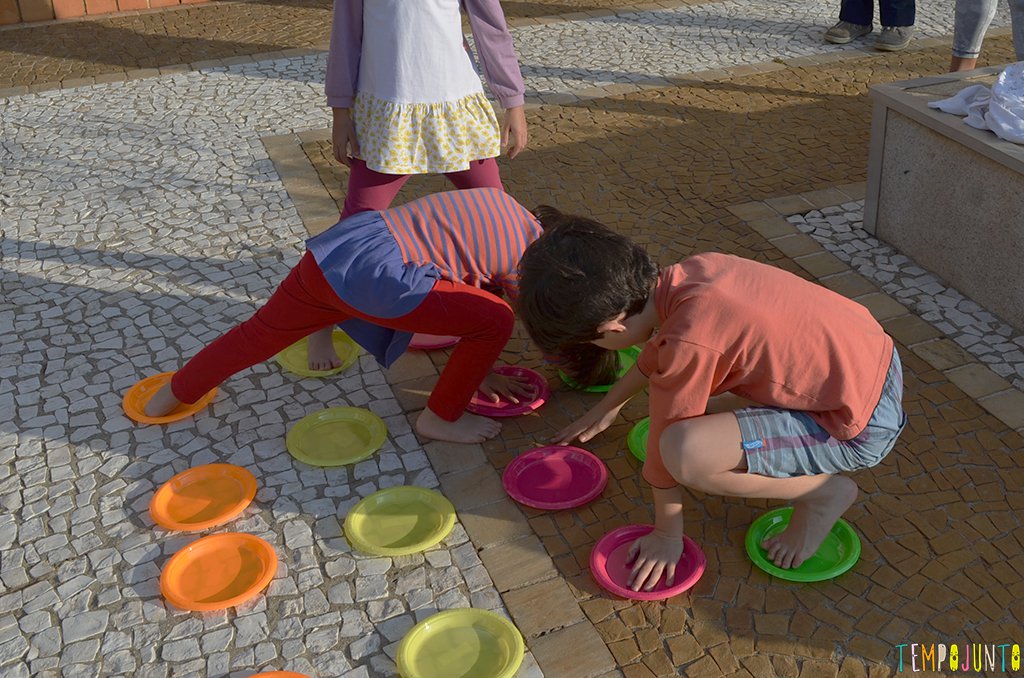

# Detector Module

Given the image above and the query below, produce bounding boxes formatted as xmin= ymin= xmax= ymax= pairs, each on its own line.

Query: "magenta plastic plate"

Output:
xmin=590 ymin=524 xmax=706 ymax=601
xmin=409 ymin=334 xmax=460 ymax=350
xmin=503 ymin=446 xmax=608 ymax=510
xmin=466 ymin=366 xmax=550 ymax=418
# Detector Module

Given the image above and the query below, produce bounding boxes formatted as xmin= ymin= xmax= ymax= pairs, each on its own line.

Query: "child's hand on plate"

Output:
xmin=479 ymin=372 xmax=534 ymax=404
xmin=626 ymin=531 xmax=683 ymax=592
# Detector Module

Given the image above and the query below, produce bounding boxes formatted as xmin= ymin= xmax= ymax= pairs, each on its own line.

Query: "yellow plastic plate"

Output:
xmin=397 ymin=609 xmax=524 ymax=678
xmin=286 ymin=407 xmax=387 ymax=467
xmin=274 ymin=330 xmax=359 ymax=378
xmin=344 ymin=486 xmax=456 ymax=556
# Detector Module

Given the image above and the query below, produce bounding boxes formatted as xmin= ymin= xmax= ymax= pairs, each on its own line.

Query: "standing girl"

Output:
xmin=311 ymin=0 xmax=528 ymax=370
xmin=143 ymin=189 xmax=542 ymax=444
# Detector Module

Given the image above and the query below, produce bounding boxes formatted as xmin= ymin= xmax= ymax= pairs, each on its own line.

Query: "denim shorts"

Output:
xmin=735 ymin=347 xmax=906 ymax=478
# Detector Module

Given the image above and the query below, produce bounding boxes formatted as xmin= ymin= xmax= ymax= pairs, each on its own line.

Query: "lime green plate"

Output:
xmin=286 ymin=407 xmax=386 ymax=467
xmin=559 ymin=346 xmax=641 ymax=393
xmin=397 ymin=609 xmax=524 ymax=678
xmin=344 ymin=486 xmax=456 ymax=557
xmin=275 ymin=330 xmax=360 ymax=378
xmin=627 ymin=417 xmax=649 ymax=462
xmin=745 ymin=507 xmax=861 ymax=582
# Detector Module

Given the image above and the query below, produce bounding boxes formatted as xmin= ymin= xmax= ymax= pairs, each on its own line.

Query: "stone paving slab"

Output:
xmin=0 ymin=56 xmax=545 ymax=677
xmin=301 ymin=37 xmax=1024 ymax=676
xmin=4 ymin=0 xmax=1024 ymax=674
xmin=1 ymin=0 xmax=1016 ymax=94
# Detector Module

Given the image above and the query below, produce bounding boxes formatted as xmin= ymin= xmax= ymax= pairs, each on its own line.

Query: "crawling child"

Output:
xmin=143 ymin=188 xmax=541 ymax=444
xmin=517 ymin=209 xmax=906 ymax=591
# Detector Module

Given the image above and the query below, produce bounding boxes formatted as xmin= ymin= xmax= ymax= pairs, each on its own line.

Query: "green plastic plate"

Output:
xmin=745 ymin=507 xmax=861 ymax=582
xmin=627 ymin=417 xmax=649 ymax=462
xmin=559 ymin=346 xmax=641 ymax=393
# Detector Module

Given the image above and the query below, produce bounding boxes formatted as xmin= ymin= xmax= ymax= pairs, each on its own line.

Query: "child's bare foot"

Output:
xmin=307 ymin=327 xmax=342 ymax=372
xmin=144 ymin=382 xmax=182 ymax=418
xmin=415 ymin=409 xmax=501 ymax=443
xmin=761 ymin=476 xmax=858 ymax=569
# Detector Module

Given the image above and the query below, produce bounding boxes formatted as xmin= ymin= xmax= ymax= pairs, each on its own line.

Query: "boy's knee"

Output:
xmin=659 ymin=421 xmax=707 ymax=489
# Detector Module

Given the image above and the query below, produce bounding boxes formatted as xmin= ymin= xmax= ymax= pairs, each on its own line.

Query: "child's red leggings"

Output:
xmin=341 ymin=157 xmax=502 ymax=218
xmin=170 ymin=252 xmax=514 ymax=422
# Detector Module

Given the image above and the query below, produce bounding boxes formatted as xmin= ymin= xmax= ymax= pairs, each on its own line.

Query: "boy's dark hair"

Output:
xmin=519 ymin=206 xmax=659 ymax=386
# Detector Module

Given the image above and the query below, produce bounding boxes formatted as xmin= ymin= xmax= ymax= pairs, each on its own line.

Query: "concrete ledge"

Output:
xmin=864 ymin=69 xmax=1024 ymax=330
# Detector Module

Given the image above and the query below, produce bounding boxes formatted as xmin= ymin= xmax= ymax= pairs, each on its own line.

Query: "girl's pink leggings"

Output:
xmin=171 ymin=252 xmax=514 ymax=422
xmin=341 ymin=157 xmax=503 ymax=218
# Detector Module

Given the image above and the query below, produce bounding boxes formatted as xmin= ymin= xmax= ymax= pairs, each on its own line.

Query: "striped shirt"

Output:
xmin=382 ymin=188 xmax=542 ymax=304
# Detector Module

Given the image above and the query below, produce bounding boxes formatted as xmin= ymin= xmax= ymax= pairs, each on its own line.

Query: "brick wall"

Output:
xmin=0 ymin=0 xmax=208 ymax=25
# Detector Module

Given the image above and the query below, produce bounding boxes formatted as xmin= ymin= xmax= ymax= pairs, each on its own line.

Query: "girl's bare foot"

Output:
xmin=144 ymin=382 xmax=182 ymax=418
xmin=307 ymin=327 xmax=343 ymax=372
xmin=415 ymin=408 xmax=501 ymax=443
xmin=761 ymin=476 xmax=858 ymax=569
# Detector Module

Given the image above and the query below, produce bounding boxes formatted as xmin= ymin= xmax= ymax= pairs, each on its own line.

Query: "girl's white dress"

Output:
xmin=327 ymin=0 xmax=524 ymax=174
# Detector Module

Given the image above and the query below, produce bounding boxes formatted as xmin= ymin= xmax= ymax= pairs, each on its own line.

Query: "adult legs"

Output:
xmin=952 ymin=0 xmax=998 ymax=70
xmin=879 ymin=0 xmax=915 ymax=26
xmin=1011 ymin=0 xmax=1024 ymax=59
xmin=839 ymin=0 xmax=875 ymax=26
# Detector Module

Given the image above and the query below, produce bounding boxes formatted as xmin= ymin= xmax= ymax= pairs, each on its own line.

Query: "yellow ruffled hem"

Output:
xmin=353 ymin=91 xmax=501 ymax=175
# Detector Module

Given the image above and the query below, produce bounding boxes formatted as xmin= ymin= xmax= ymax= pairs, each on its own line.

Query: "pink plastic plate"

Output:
xmin=503 ymin=446 xmax=608 ymax=510
xmin=590 ymin=524 xmax=706 ymax=601
xmin=409 ymin=334 xmax=460 ymax=350
xmin=466 ymin=366 xmax=550 ymax=418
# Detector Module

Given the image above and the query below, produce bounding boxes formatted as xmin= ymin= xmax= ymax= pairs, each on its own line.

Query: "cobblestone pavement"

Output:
xmin=0 ymin=0 xmax=1015 ymax=91
xmin=791 ymin=204 xmax=1024 ymax=392
xmin=3 ymin=1 xmax=1024 ymax=677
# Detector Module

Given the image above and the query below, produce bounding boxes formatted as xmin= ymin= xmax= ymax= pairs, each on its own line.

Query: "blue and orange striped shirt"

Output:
xmin=382 ymin=188 xmax=542 ymax=304
xmin=306 ymin=188 xmax=542 ymax=366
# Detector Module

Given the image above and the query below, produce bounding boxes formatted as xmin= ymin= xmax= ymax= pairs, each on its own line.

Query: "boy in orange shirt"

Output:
xmin=518 ymin=210 xmax=906 ymax=592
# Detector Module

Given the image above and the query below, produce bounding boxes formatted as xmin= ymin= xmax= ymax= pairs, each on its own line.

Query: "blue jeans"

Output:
xmin=953 ymin=0 xmax=1024 ymax=59
xmin=840 ymin=0 xmax=916 ymax=27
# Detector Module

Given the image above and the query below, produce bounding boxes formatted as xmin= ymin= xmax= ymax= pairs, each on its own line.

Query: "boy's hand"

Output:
xmin=479 ymin=372 xmax=535 ymax=404
xmin=553 ymin=404 xmax=622 ymax=445
xmin=627 ymin=531 xmax=684 ymax=592
xmin=501 ymin=106 xmax=528 ymax=159
xmin=332 ymin=108 xmax=360 ymax=167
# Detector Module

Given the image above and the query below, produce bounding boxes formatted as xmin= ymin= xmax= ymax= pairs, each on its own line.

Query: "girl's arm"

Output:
xmin=462 ymin=0 xmax=526 ymax=109
xmin=325 ymin=0 xmax=363 ymax=109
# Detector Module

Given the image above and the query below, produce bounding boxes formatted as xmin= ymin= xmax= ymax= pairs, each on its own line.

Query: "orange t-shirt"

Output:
xmin=637 ymin=253 xmax=893 ymax=489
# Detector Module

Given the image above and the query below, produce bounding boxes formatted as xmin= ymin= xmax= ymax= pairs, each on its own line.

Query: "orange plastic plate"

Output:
xmin=149 ymin=464 xmax=257 ymax=531
xmin=123 ymin=371 xmax=217 ymax=425
xmin=160 ymin=533 xmax=277 ymax=612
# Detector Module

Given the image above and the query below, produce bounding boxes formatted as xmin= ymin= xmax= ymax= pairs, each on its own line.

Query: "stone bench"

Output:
xmin=864 ymin=67 xmax=1024 ymax=332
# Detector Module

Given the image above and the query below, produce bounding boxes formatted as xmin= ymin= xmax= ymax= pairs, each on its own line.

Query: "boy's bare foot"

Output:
xmin=307 ymin=327 xmax=343 ymax=372
xmin=415 ymin=408 xmax=501 ymax=443
xmin=761 ymin=476 xmax=858 ymax=569
xmin=144 ymin=382 xmax=182 ymax=418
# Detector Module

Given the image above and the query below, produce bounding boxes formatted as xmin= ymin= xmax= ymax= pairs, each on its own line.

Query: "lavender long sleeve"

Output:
xmin=324 ymin=0 xmax=525 ymax=110
xmin=325 ymin=0 xmax=362 ymax=109
xmin=463 ymin=0 xmax=526 ymax=109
